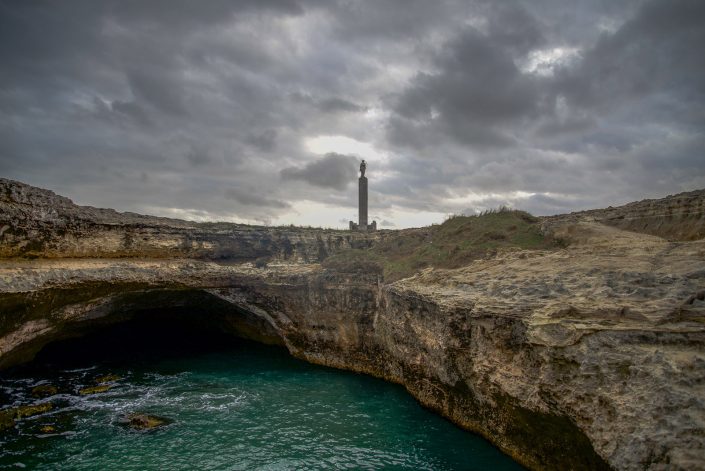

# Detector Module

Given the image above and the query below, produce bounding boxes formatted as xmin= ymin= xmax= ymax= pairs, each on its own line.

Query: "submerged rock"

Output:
xmin=95 ymin=374 xmax=121 ymax=384
xmin=79 ymin=385 xmax=112 ymax=395
xmin=13 ymin=403 xmax=53 ymax=419
xmin=39 ymin=424 xmax=56 ymax=434
xmin=119 ymin=413 xmax=172 ymax=431
xmin=31 ymin=384 xmax=58 ymax=398
xmin=0 ymin=409 xmax=14 ymax=432
xmin=0 ymin=403 xmax=53 ymax=432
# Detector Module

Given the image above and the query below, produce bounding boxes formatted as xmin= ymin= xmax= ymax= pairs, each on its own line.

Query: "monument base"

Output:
xmin=349 ymin=221 xmax=377 ymax=232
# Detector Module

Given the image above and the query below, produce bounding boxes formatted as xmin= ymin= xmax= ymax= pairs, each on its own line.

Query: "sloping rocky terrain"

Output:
xmin=542 ymin=189 xmax=705 ymax=241
xmin=1 ymin=178 xmax=704 ymax=470
xmin=0 ymin=178 xmax=380 ymax=260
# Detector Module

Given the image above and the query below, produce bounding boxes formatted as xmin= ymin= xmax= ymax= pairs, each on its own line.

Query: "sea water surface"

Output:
xmin=0 ymin=320 xmax=523 ymax=470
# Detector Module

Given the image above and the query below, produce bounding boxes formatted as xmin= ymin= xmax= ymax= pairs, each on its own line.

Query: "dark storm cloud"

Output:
xmin=224 ymin=187 xmax=290 ymax=209
xmin=0 ymin=0 xmax=703 ymax=226
xmin=110 ymin=0 xmax=308 ymax=24
xmin=389 ymin=4 xmax=544 ymax=150
xmin=245 ymin=129 xmax=278 ymax=153
xmin=325 ymin=0 xmax=460 ymax=41
xmin=556 ymin=0 xmax=705 ymax=111
xmin=185 ymin=145 xmax=213 ymax=167
xmin=382 ymin=0 xmax=705 ymax=215
xmin=126 ymin=70 xmax=188 ymax=116
xmin=281 ymin=153 xmax=358 ymax=190
xmin=109 ymin=100 xmax=152 ymax=127
xmin=317 ymin=98 xmax=368 ymax=114
xmin=482 ymin=2 xmax=546 ymax=56
xmin=289 ymin=93 xmax=368 ymax=114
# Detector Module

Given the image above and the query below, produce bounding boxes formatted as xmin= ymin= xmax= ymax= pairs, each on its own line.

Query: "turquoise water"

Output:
xmin=0 ymin=321 xmax=523 ymax=470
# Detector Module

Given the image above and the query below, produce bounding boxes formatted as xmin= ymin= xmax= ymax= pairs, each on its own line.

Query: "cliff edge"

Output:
xmin=1 ymin=179 xmax=704 ymax=470
xmin=0 ymin=178 xmax=380 ymax=260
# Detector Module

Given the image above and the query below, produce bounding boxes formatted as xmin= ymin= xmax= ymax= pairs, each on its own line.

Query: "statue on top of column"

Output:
xmin=360 ymin=159 xmax=367 ymax=177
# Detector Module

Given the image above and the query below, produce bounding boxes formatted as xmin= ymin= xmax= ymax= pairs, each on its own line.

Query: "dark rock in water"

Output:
xmin=120 ymin=413 xmax=172 ymax=431
xmin=13 ymin=403 xmax=53 ymax=419
xmin=79 ymin=385 xmax=112 ymax=395
xmin=31 ymin=384 xmax=58 ymax=398
xmin=95 ymin=374 xmax=121 ymax=384
xmin=0 ymin=402 xmax=53 ymax=431
xmin=39 ymin=424 xmax=56 ymax=434
xmin=0 ymin=409 xmax=15 ymax=432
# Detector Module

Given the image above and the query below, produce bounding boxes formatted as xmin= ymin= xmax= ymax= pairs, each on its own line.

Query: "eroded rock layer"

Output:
xmin=0 ymin=178 xmax=380 ymax=260
xmin=543 ymin=189 xmax=705 ymax=241
xmin=1 ymin=179 xmax=704 ymax=470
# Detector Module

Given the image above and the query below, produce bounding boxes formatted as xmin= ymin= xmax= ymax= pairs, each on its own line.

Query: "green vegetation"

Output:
xmin=323 ymin=208 xmax=557 ymax=281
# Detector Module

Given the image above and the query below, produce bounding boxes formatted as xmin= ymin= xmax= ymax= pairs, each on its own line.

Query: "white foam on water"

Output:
xmin=61 ymin=366 xmax=97 ymax=373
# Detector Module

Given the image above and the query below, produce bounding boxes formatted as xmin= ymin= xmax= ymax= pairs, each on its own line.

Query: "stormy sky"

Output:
xmin=1 ymin=0 xmax=703 ymax=228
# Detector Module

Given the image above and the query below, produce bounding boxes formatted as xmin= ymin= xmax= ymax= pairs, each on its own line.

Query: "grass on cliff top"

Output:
xmin=322 ymin=208 xmax=556 ymax=281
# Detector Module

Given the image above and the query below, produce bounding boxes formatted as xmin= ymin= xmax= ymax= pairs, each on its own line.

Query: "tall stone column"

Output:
xmin=358 ymin=175 xmax=368 ymax=228
xmin=349 ymin=159 xmax=374 ymax=232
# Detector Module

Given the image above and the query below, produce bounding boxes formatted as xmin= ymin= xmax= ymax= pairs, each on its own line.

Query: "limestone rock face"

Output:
xmin=0 ymin=178 xmax=380 ymax=260
xmin=1 ymin=180 xmax=704 ymax=470
xmin=543 ymin=189 xmax=705 ymax=241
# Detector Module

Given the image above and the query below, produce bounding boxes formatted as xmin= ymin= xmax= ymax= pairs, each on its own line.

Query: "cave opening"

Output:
xmin=30 ymin=309 xmax=264 ymax=371
xmin=5 ymin=288 xmax=286 ymax=375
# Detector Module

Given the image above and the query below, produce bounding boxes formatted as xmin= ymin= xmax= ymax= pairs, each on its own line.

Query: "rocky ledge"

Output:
xmin=1 ymin=179 xmax=704 ymax=470
xmin=0 ymin=177 xmax=382 ymax=260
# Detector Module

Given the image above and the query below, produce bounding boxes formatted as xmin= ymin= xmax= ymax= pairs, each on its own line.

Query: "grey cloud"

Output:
xmin=384 ymin=0 xmax=705 ymax=217
xmin=281 ymin=153 xmax=358 ymax=190
xmin=529 ymin=0 xmax=705 ymax=159
xmin=556 ymin=0 xmax=705 ymax=110
xmin=460 ymin=193 xmax=588 ymax=217
xmin=245 ymin=129 xmax=278 ymax=152
xmin=109 ymin=100 xmax=152 ymax=127
xmin=317 ymin=97 xmax=368 ymax=114
xmin=224 ymin=187 xmax=290 ymax=209
xmin=483 ymin=2 xmax=545 ymax=56
xmin=519 ymin=193 xmax=574 ymax=216
xmin=126 ymin=69 xmax=188 ymax=116
xmin=290 ymin=93 xmax=367 ymax=114
xmin=534 ymin=114 xmax=595 ymax=138
xmin=326 ymin=0 xmax=460 ymax=42
xmin=110 ymin=0 xmax=309 ymax=26
xmin=185 ymin=145 xmax=212 ymax=166
xmin=390 ymin=26 xmax=541 ymax=149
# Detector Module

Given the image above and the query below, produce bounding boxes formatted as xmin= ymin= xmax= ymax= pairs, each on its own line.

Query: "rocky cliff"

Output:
xmin=0 ymin=178 xmax=380 ymax=261
xmin=1 ymin=179 xmax=704 ymax=471
xmin=543 ymin=189 xmax=705 ymax=241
